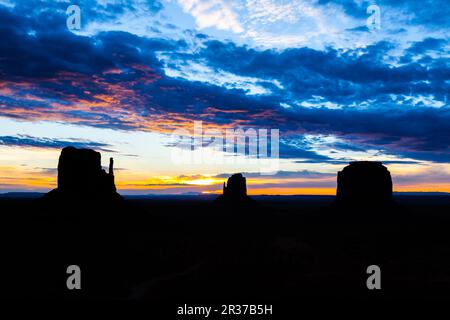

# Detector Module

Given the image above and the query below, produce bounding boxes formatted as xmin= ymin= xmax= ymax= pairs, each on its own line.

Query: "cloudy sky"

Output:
xmin=0 ymin=0 xmax=449 ymax=195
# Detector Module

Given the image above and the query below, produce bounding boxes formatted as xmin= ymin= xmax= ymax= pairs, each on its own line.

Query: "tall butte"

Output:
xmin=223 ymin=173 xmax=247 ymax=199
xmin=336 ymin=161 xmax=393 ymax=207
xmin=214 ymin=173 xmax=253 ymax=208
xmin=45 ymin=146 xmax=121 ymax=203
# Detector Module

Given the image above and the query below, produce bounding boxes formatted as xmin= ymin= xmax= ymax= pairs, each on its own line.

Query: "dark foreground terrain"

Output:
xmin=1 ymin=194 xmax=450 ymax=306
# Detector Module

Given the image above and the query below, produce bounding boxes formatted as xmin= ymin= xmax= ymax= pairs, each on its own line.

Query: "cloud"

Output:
xmin=175 ymin=0 xmax=244 ymax=33
xmin=245 ymin=0 xmax=303 ymax=24
xmin=317 ymin=0 xmax=450 ymax=27
xmin=9 ymin=0 xmax=164 ymax=27
xmin=0 ymin=2 xmax=448 ymax=166
xmin=393 ymin=168 xmax=450 ymax=186
xmin=214 ymin=170 xmax=334 ymax=179
xmin=198 ymin=39 xmax=448 ymax=95
xmin=0 ymin=135 xmax=115 ymax=151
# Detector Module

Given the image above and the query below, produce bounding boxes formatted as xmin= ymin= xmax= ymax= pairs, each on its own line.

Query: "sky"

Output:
xmin=0 ymin=0 xmax=449 ymax=195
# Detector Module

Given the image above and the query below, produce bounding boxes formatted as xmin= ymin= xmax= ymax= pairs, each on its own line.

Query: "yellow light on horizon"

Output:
xmin=186 ymin=178 xmax=218 ymax=186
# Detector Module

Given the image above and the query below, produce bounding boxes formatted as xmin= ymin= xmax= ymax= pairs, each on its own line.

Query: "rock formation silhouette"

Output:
xmin=214 ymin=173 xmax=253 ymax=208
xmin=44 ymin=146 xmax=121 ymax=204
xmin=336 ymin=161 xmax=393 ymax=207
xmin=223 ymin=173 xmax=247 ymax=199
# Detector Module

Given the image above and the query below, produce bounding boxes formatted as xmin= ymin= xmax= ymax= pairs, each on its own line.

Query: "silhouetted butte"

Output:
xmin=336 ymin=161 xmax=393 ymax=207
xmin=44 ymin=146 xmax=122 ymax=204
xmin=214 ymin=173 xmax=254 ymax=208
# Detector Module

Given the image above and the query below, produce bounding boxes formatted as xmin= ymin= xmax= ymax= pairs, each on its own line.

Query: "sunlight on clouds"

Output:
xmin=73 ymin=0 xmax=449 ymax=52
xmin=160 ymin=58 xmax=283 ymax=95
xmin=0 ymin=165 xmax=56 ymax=191
xmin=300 ymin=134 xmax=427 ymax=166
xmin=173 ymin=0 xmax=244 ymax=33
xmin=247 ymin=187 xmax=335 ymax=195
xmin=298 ymin=98 xmax=341 ymax=110
xmin=185 ymin=178 xmax=218 ymax=186
xmin=397 ymin=95 xmax=446 ymax=108
xmin=242 ymin=0 xmax=351 ymax=49
xmin=77 ymin=0 xmax=166 ymax=37
xmin=0 ymin=0 xmax=13 ymax=8
xmin=0 ymin=145 xmax=59 ymax=168
xmin=392 ymin=164 xmax=450 ymax=192
xmin=246 ymin=0 xmax=302 ymax=24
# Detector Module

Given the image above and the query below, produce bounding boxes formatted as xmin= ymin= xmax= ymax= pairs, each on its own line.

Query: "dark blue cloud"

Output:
xmin=281 ymin=107 xmax=450 ymax=163
xmin=407 ymin=38 xmax=447 ymax=54
xmin=317 ymin=0 xmax=368 ymax=19
xmin=0 ymin=1 xmax=449 ymax=165
xmin=318 ymin=0 xmax=450 ymax=27
xmin=400 ymin=37 xmax=448 ymax=64
xmin=194 ymin=39 xmax=449 ymax=103
xmin=0 ymin=135 xmax=115 ymax=152
xmin=9 ymin=0 xmax=163 ymax=27
xmin=0 ymin=2 xmax=184 ymax=79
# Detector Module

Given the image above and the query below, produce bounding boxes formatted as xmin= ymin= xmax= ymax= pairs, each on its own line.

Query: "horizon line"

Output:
xmin=1 ymin=191 xmax=450 ymax=197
